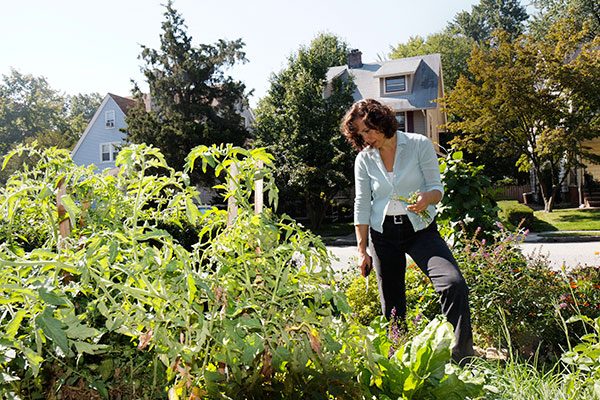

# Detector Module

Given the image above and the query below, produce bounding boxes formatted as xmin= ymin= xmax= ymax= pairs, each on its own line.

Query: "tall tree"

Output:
xmin=443 ymin=19 xmax=600 ymax=212
xmin=0 ymin=69 xmax=101 ymax=154
xmin=126 ymin=1 xmax=249 ymax=177
xmin=0 ymin=69 xmax=65 ymax=154
xmin=64 ymin=93 xmax=103 ymax=140
xmin=529 ymin=0 xmax=600 ymax=39
xmin=449 ymin=0 xmax=529 ymax=43
xmin=252 ymin=33 xmax=356 ymax=228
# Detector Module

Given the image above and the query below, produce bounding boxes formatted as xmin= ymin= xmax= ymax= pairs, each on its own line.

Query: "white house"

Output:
xmin=71 ymin=93 xmax=136 ymax=169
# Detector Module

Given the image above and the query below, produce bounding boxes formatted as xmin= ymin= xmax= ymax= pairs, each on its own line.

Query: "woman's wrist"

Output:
xmin=423 ymin=190 xmax=442 ymax=205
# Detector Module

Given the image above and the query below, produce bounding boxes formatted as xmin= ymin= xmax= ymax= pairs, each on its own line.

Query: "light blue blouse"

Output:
xmin=354 ymin=131 xmax=444 ymax=233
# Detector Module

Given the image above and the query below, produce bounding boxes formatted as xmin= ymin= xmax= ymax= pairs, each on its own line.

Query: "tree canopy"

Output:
xmin=252 ymin=33 xmax=356 ymax=228
xmin=443 ymin=17 xmax=600 ymax=212
xmin=125 ymin=1 xmax=249 ymax=179
xmin=0 ymin=69 xmax=101 ymax=155
xmin=449 ymin=0 xmax=529 ymax=43
xmin=529 ymin=0 xmax=600 ymax=39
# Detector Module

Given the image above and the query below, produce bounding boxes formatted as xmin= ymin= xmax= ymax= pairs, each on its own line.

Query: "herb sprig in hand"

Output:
xmin=394 ymin=191 xmax=432 ymax=224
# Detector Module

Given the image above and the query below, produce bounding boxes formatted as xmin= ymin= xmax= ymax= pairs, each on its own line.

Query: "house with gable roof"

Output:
xmin=326 ymin=50 xmax=446 ymax=149
xmin=71 ymin=93 xmax=136 ymax=169
xmin=72 ymin=93 xmax=255 ymax=170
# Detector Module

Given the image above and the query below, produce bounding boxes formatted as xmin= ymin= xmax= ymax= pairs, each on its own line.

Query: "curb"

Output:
xmin=324 ymin=232 xmax=600 ymax=246
xmin=526 ymin=231 xmax=600 ymax=243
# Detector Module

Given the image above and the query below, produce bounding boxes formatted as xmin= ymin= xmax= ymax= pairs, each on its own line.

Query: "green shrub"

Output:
xmin=561 ymin=315 xmax=600 ymax=395
xmin=345 ymin=271 xmax=382 ymax=326
xmin=498 ymin=200 xmax=534 ymax=229
xmin=438 ymin=151 xmax=499 ymax=243
xmin=345 ymin=263 xmax=439 ymax=335
xmin=457 ymin=225 xmax=600 ymax=357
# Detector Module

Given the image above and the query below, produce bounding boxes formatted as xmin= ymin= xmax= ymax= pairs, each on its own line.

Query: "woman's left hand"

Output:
xmin=406 ymin=192 xmax=430 ymax=214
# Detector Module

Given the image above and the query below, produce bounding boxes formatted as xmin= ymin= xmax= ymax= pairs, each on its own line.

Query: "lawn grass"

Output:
xmin=532 ymin=208 xmax=600 ymax=232
xmin=498 ymin=201 xmax=600 ymax=232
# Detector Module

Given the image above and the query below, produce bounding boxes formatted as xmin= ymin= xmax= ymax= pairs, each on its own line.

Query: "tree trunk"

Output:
xmin=534 ymin=167 xmax=554 ymax=213
xmin=306 ymin=194 xmax=328 ymax=230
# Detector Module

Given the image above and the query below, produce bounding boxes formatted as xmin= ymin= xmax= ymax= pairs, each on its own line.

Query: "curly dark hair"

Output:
xmin=340 ymin=99 xmax=398 ymax=151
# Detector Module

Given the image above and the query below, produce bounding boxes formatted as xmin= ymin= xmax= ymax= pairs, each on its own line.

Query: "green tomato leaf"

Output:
xmin=60 ymin=194 xmax=81 ymax=223
xmin=73 ymin=341 xmax=109 ymax=355
xmin=65 ymin=324 xmax=101 ymax=341
xmin=38 ymin=288 xmax=68 ymax=306
xmin=35 ymin=308 xmax=70 ymax=356
xmin=5 ymin=310 xmax=27 ymax=339
xmin=21 ymin=346 xmax=44 ymax=376
xmin=187 ymin=274 xmax=197 ymax=303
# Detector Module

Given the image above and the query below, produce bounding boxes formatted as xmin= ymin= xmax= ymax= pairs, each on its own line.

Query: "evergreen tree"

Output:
xmin=253 ymin=33 xmax=356 ymax=228
xmin=126 ymin=1 xmax=249 ymax=179
xmin=529 ymin=0 xmax=600 ymax=39
xmin=449 ymin=0 xmax=529 ymax=43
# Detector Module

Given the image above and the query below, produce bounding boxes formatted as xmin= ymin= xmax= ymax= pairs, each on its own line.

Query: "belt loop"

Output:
xmin=394 ymin=215 xmax=403 ymax=224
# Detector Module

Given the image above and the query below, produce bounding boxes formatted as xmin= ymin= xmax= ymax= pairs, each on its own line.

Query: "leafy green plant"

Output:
xmin=360 ymin=316 xmax=484 ymax=399
xmin=345 ymin=270 xmax=382 ymax=326
xmin=438 ymin=150 xmax=499 ymax=244
xmin=0 ymin=143 xmax=203 ymax=398
xmin=345 ymin=263 xmax=440 ymax=336
xmin=0 ymin=143 xmax=483 ymax=399
xmin=561 ymin=315 xmax=600 ymax=398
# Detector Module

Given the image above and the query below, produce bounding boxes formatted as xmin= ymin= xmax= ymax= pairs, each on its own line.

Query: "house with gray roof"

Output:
xmin=327 ymin=50 xmax=446 ymax=148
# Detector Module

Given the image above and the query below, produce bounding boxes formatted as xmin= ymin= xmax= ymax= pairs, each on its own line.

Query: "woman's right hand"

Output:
xmin=359 ymin=252 xmax=372 ymax=277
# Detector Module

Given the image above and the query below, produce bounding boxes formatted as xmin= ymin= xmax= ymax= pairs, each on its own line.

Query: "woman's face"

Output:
xmin=354 ymin=118 xmax=386 ymax=149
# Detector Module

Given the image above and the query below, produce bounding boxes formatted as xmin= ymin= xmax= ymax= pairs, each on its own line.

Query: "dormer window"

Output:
xmin=105 ymin=110 xmax=115 ymax=128
xmin=385 ymin=76 xmax=407 ymax=93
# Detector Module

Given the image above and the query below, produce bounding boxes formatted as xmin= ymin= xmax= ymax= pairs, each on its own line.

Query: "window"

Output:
xmin=105 ymin=110 xmax=115 ymax=128
xmin=396 ymin=112 xmax=406 ymax=132
xmin=385 ymin=76 xmax=406 ymax=93
xmin=100 ymin=142 xmax=119 ymax=162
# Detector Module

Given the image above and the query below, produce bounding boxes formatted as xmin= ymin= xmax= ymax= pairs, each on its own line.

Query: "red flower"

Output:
xmin=570 ymin=281 xmax=578 ymax=289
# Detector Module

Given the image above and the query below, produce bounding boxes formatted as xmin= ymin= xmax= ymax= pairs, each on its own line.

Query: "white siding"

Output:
xmin=72 ymin=95 xmax=128 ymax=170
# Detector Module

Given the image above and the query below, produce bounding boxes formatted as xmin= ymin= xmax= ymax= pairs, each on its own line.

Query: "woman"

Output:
xmin=341 ymin=98 xmax=474 ymax=363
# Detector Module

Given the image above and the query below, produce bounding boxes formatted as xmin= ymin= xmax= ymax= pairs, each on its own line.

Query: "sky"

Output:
xmin=1 ymin=0 xmax=488 ymax=107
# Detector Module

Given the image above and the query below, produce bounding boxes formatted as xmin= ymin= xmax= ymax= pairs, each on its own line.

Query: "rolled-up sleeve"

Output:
xmin=354 ymin=153 xmax=371 ymax=225
xmin=419 ymin=138 xmax=444 ymax=197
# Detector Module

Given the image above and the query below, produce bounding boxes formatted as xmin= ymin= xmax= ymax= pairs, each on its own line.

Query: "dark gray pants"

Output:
xmin=370 ymin=215 xmax=474 ymax=361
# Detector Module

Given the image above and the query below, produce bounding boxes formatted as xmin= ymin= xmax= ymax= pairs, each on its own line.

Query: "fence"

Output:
xmin=493 ymin=185 xmax=531 ymax=202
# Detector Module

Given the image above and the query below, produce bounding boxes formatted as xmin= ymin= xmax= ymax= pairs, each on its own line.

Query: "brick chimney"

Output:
xmin=347 ymin=49 xmax=363 ymax=69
